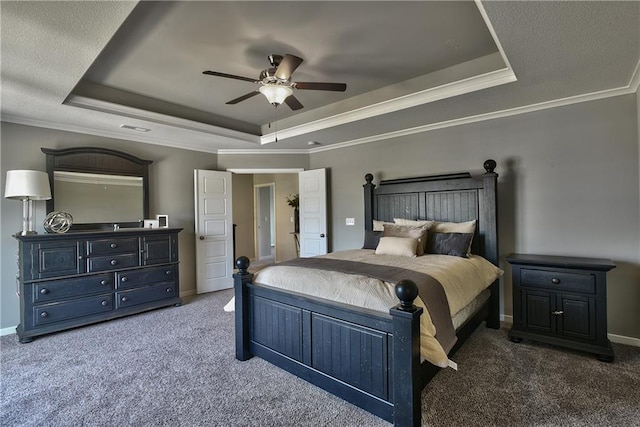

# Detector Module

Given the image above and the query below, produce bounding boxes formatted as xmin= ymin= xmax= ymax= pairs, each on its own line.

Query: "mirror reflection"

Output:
xmin=53 ymin=171 xmax=144 ymax=223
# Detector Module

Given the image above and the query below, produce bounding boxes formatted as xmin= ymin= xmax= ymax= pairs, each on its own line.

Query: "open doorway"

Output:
xmin=254 ymin=183 xmax=275 ymax=261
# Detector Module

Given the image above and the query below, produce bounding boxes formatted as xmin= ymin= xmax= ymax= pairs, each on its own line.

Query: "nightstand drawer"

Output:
xmin=521 ymin=268 xmax=595 ymax=294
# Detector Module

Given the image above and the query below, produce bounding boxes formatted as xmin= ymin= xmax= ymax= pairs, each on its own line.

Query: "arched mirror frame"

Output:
xmin=42 ymin=147 xmax=152 ymax=231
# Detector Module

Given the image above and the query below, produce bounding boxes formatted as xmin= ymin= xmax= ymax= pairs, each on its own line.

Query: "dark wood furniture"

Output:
xmin=15 ymin=228 xmax=182 ymax=343
xmin=42 ymin=147 xmax=152 ymax=231
xmin=234 ymin=160 xmax=500 ymax=427
xmin=507 ymin=253 xmax=615 ymax=362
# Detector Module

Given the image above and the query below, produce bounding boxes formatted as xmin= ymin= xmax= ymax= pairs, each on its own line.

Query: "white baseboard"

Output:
xmin=608 ymin=333 xmax=640 ymax=347
xmin=1 ymin=326 xmax=16 ymax=337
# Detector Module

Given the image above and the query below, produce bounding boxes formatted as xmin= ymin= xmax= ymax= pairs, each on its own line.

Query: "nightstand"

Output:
xmin=506 ymin=254 xmax=616 ymax=362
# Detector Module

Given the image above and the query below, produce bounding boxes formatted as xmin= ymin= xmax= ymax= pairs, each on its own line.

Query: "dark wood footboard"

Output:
xmin=234 ymin=257 xmax=500 ymax=427
xmin=235 ymin=257 xmax=424 ymax=425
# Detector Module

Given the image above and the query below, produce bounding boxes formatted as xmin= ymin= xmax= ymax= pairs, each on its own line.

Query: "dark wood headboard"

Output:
xmin=363 ymin=160 xmax=498 ymax=265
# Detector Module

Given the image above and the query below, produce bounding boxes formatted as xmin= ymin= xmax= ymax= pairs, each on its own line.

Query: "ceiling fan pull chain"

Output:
xmin=274 ymin=106 xmax=278 ymax=143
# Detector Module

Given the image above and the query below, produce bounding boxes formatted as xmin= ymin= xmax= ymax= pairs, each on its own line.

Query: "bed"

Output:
xmin=233 ymin=160 xmax=500 ymax=427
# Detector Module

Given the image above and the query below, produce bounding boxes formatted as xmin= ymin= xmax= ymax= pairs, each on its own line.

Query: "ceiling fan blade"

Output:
xmin=293 ymin=82 xmax=347 ymax=92
xmin=284 ymin=95 xmax=304 ymax=111
xmin=203 ymin=70 xmax=258 ymax=84
xmin=275 ymin=54 xmax=304 ymax=80
xmin=226 ymin=91 xmax=260 ymax=105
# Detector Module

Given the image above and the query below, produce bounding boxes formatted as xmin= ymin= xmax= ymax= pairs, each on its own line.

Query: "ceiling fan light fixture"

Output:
xmin=259 ymin=84 xmax=293 ymax=105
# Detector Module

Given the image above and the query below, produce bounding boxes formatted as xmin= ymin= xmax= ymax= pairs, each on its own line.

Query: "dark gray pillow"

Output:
xmin=362 ymin=230 xmax=383 ymax=249
xmin=426 ymin=232 xmax=474 ymax=258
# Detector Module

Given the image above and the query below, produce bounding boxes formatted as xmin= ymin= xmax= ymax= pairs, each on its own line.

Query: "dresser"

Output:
xmin=15 ymin=228 xmax=182 ymax=343
xmin=507 ymin=253 xmax=615 ymax=362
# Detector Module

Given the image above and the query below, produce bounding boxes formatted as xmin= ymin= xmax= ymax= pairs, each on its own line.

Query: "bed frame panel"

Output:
xmin=235 ymin=160 xmax=499 ymax=427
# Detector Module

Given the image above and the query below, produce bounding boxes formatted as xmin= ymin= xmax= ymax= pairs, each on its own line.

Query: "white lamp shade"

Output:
xmin=259 ymin=84 xmax=293 ymax=105
xmin=4 ymin=170 xmax=52 ymax=200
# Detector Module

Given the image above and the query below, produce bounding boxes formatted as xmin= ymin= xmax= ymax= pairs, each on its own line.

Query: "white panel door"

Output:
xmin=194 ymin=170 xmax=233 ymax=293
xmin=299 ymin=169 xmax=327 ymax=257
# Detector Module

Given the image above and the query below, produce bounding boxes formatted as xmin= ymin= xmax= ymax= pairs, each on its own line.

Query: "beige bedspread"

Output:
xmin=253 ymin=249 xmax=503 ymax=368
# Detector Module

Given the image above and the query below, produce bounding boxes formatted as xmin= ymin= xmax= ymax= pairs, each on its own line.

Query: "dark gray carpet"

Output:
xmin=2 ymin=289 xmax=639 ymax=426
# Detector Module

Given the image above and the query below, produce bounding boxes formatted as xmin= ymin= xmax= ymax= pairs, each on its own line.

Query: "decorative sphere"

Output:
xmin=483 ymin=159 xmax=497 ymax=173
xmin=395 ymin=279 xmax=418 ymax=305
xmin=43 ymin=211 xmax=73 ymax=234
xmin=235 ymin=256 xmax=250 ymax=271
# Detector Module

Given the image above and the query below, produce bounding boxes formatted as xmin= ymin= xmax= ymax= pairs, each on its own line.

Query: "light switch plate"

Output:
xmin=346 ymin=218 xmax=355 ymax=226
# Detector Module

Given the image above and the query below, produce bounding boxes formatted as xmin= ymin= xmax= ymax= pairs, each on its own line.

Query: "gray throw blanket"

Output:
xmin=278 ymin=257 xmax=457 ymax=354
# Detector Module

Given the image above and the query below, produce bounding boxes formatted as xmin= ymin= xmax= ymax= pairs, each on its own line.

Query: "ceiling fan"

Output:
xmin=202 ymin=54 xmax=347 ymax=111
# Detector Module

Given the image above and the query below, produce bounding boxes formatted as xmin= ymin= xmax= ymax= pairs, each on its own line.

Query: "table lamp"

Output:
xmin=4 ymin=170 xmax=52 ymax=235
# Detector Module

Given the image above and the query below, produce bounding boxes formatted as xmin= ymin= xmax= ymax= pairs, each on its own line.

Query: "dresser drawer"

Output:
xmin=116 ymin=265 xmax=176 ymax=289
xmin=87 ymin=253 xmax=139 ymax=272
xmin=33 ymin=294 xmax=113 ymax=326
xmin=87 ymin=238 xmax=139 ymax=256
xmin=32 ymin=274 xmax=114 ymax=303
xmin=116 ymin=283 xmax=177 ymax=309
xmin=521 ymin=268 xmax=595 ymax=294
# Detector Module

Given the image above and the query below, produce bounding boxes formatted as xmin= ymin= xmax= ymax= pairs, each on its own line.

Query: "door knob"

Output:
xmin=199 ymin=236 xmax=205 ymax=240
xmin=320 ymin=233 xmax=325 ymax=238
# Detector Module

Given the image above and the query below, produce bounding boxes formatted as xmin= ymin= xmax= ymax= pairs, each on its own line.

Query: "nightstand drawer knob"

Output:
xmin=110 ymin=260 xmax=117 ymax=266
xmin=551 ymin=278 xmax=561 ymax=284
xmin=101 ymin=300 xmax=109 ymax=306
xmin=121 ymin=276 xmax=128 ymax=282
xmin=40 ymin=288 xmax=49 ymax=295
xmin=110 ymin=243 xmax=117 ymax=249
xmin=552 ymin=310 xmax=564 ymax=316
xmin=40 ymin=311 xmax=48 ymax=318
xmin=121 ymin=296 xmax=128 ymax=302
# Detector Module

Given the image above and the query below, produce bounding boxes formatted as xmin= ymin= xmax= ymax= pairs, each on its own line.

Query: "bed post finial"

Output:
xmin=235 ymin=256 xmax=250 ymax=274
xmin=364 ymin=173 xmax=373 ymax=184
xmin=483 ymin=159 xmax=497 ymax=174
xmin=395 ymin=279 xmax=419 ymax=311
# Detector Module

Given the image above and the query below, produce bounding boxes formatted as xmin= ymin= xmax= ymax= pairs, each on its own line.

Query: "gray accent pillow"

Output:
xmin=426 ymin=232 xmax=474 ymax=258
xmin=362 ymin=230 xmax=383 ymax=249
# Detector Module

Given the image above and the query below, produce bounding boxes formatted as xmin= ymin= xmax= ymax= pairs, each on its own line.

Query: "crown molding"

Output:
xmin=308 ymin=84 xmax=636 ymax=154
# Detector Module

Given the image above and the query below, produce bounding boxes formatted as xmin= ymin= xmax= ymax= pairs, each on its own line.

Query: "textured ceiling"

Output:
xmin=1 ymin=1 xmax=638 ymax=153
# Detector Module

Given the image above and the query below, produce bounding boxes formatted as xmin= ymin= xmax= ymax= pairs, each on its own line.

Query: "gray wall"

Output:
xmin=310 ymin=94 xmax=640 ymax=340
xmin=0 ymin=122 xmax=218 ymax=329
xmin=2 ymin=93 xmax=639 ymax=342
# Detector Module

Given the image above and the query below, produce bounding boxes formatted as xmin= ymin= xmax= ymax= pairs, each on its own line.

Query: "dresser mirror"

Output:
xmin=42 ymin=147 xmax=152 ymax=230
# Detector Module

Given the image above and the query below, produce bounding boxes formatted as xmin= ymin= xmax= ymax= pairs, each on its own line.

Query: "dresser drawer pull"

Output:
xmin=101 ymin=280 xmax=108 ymax=285
xmin=110 ymin=243 xmax=117 ymax=249
xmin=40 ymin=311 xmax=49 ymax=318
xmin=110 ymin=260 xmax=117 ymax=266
xmin=121 ymin=296 xmax=128 ymax=302
xmin=165 ymin=270 xmax=172 ymax=275
xmin=101 ymin=300 xmax=109 ymax=306
xmin=40 ymin=288 xmax=49 ymax=295
xmin=552 ymin=310 xmax=564 ymax=316
xmin=166 ymin=287 xmax=173 ymax=293
xmin=121 ymin=276 xmax=128 ymax=282
xmin=551 ymin=278 xmax=561 ymax=284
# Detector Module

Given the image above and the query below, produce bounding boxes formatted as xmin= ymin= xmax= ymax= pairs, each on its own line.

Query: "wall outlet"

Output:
xmin=346 ymin=218 xmax=355 ymax=226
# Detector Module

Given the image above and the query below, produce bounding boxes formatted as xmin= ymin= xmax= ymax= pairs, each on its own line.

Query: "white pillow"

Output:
xmin=373 ymin=219 xmax=393 ymax=231
xmin=394 ymin=218 xmax=435 ymax=229
xmin=383 ymin=223 xmax=429 ymax=256
xmin=431 ymin=219 xmax=476 ymax=234
xmin=375 ymin=236 xmax=418 ymax=258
